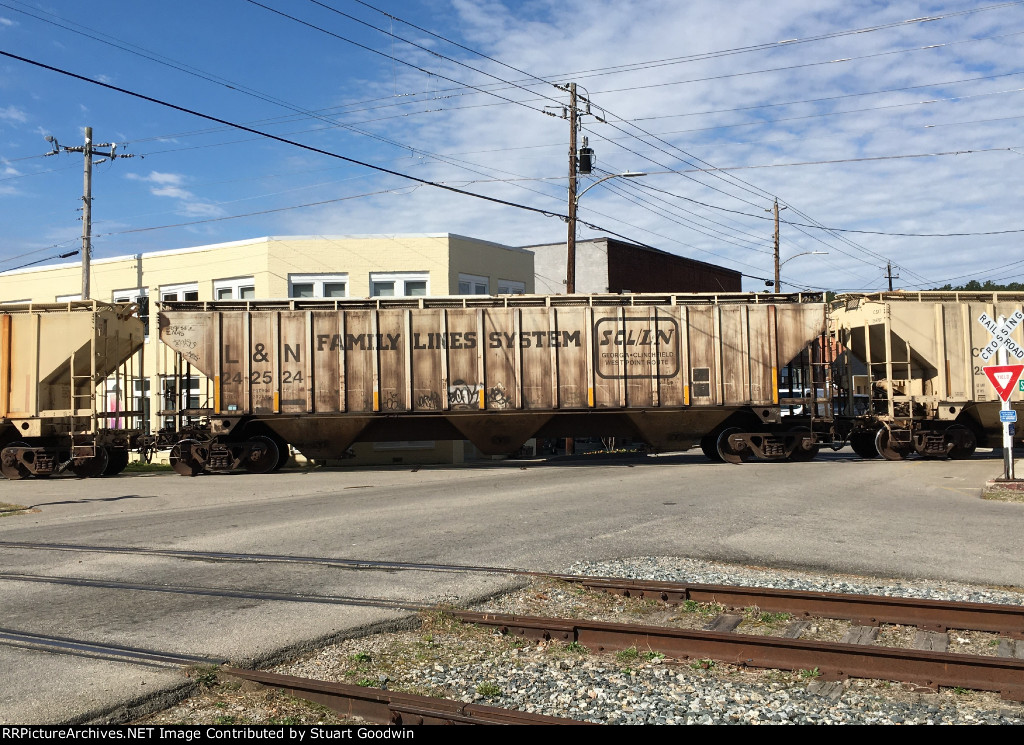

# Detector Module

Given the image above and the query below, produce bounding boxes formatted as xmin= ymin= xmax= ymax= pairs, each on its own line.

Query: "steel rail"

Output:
xmin=0 ymin=540 xmax=514 ymax=575
xmin=544 ymin=575 xmax=1024 ymax=637
xmin=450 ymin=610 xmax=1024 ymax=702
xmin=0 ymin=572 xmax=434 ymax=611
xmin=3 ymin=541 xmax=1023 ymax=635
xmin=0 ymin=627 xmax=225 ymax=667
xmin=221 ymin=668 xmax=591 ymax=725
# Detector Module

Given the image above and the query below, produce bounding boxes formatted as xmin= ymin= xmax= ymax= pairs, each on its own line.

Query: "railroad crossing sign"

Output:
xmin=983 ymin=365 xmax=1024 ymax=402
xmin=978 ymin=311 xmax=1024 ymax=361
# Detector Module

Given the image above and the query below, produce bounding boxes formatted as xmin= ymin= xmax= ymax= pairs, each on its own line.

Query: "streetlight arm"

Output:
xmin=779 ymin=251 xmax=828 ymax=269
xmin=575 ymin=172 xmax=646 ymax=203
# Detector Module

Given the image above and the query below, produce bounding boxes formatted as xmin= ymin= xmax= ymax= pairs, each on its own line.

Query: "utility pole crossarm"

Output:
xmin=44 ymin=127 xmax=133 ymax=299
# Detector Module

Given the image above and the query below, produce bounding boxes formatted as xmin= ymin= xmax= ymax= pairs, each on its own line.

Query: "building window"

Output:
xmin=370 ymin=272 xmax=429 ymax=297
xmin=56 ymin=293 xmax=82 ymax=302
xmin=213 ymin=277 xmax=256 ymax=300
xmin=113 ymin=288 xmax=149 ymax=336
xmin=288 ymin=274 xmax=348 ymax=299
xmin=497 ymin=280 xmax=525 ymax=295
xmin=160 ymin=283 xmax=199 ymax=302
xmin=458 ymin=273 xmax=489 ymax=295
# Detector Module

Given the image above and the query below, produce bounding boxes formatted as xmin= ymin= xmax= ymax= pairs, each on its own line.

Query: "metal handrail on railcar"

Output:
xmin=158 ymin=291 xmax=825 ymax=313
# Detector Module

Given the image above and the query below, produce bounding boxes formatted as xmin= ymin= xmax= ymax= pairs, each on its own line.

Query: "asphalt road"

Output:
xmin=1 ymin=447 xmax=1021 ymax=724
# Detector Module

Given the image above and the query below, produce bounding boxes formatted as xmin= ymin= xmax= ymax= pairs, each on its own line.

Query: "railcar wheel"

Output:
xmin=244 ymin=436 xmax=279 ymax=474
xmin=850 ymin=431 xmax=879 ymax=459
xmin=1 ymin=442 xmax=31 ymax=480
xmin=787 ymin=427 xmax=819 ymax=462
xmin=70 ymin=447 xmax=110 ymax=478
xmin=102 ymin=449 xmax=130 ymax=476
xmin=271 ymin=442 xmax=291 ymax=471
xmin=700 ymin=434 xmax=723 ymax=462
xmin=946 ymin=425 xmax=977 ymax=460
xmin=170 ymin=439 xmax=206 ymax=477
xmin=716 ymin=427 xmax=753 ymax=464
xmin=874 ymin=428 xmax=907 ymax=461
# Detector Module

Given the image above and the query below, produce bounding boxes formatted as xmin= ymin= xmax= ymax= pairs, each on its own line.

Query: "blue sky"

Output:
xmin=2 ymin=0 xmax=1024 ymax=292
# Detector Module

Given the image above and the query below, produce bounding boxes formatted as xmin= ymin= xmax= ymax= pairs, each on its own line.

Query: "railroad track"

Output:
xmin=220 ymin=668 xmax=588 ymax=725
xmin=449 ymin=608 xmax=1024 ymax=702
xmin=3 ymin=541 xmax=1023 ymax=718
xmin=0 ymin=627 xmax=582 ymax=725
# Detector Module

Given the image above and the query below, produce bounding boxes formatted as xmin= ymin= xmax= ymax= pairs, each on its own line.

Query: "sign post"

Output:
xmin=979 ymin=312 xmax=1024 ymax=480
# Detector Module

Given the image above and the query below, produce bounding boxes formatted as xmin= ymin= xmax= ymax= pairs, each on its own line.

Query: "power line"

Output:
xmin=349 ymin=0 xmax=1024 ymax=102
xmin=243 ymin=0 xmax=554 ymax=118
xmin=522 ymin=2 xmax=1024 ymax=82
xmin=0 ymin=0 xmax=567 ymax=209
xmin=585 ymin=28 xmax=1024 ymax=98
xmin=0 ymin=49 xmax=575 ymax=223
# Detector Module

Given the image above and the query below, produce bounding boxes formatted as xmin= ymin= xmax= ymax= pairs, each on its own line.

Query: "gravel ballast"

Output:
xmin=140 ymin=557 xmax=1024 ymax=726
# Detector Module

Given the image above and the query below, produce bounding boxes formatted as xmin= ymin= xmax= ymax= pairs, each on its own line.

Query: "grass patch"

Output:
xmin=682 ymin=600 xmax=727 ymax=617
xmin=615 ymin=646 xmax=639 ymax=663
xmin=0 ymin=502 xmax=30 ymax=516
xmin=123 ymin=461 xmax=174 ymax=473
xmin=187 ymin=665 xmax=221 ymax=689
xmin=475 ymin=682 xmax=502 ymax=698
xmin=743 ymin=606 xmax=792 ymax=625
xmin=565 ymin=641 xmax=589 ymax=655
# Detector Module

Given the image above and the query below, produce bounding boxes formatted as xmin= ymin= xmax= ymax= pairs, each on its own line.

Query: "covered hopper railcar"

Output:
xmin=831 ymin=291 xmax=1024 ymax=459
xmin=153 ymin=293 xmax=830 ymax=475
xmin=0 ymin=301 xmax=145 ymax=478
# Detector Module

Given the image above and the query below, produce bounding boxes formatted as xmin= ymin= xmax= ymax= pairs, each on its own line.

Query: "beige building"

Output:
xmin=0 ymin=234 xmax=534 ymax=466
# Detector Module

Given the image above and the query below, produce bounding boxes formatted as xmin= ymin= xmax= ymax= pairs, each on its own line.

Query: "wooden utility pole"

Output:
xmin=566 ymin=83 xmax=579 ymax=295
xmin=80 ymin=127 xmax=95 ymax=300
xmin=772 ymin=198 xmax=781 ymax=291
xmin=886 ymin=262 xmax=899 ymax=291
xmin=45 ymin=127 xmax=132 ymax=299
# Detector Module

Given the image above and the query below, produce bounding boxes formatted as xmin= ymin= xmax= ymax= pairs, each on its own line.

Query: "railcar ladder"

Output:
xmin=68 ymin=337 xmax=98 ymax=455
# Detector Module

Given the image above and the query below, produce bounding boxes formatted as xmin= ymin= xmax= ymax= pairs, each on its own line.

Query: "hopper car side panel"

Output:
xmin=155 ymin=294 xmax=829 ymax=474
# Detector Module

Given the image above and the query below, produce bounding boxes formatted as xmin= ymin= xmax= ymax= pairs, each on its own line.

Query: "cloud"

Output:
xmin=283 ymin=0 xmax=1024 ymax=291
xmin=126 ymin=171 xmax=226 ymax=218
xmin=0 ymin=106 xmax=27 ymax=123
xmin=6 ymin=1 xmax=1023 ymax=291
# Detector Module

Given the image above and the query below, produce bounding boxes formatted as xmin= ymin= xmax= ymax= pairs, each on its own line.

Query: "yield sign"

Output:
xmin=984 ymin=365 xmax=1024 ymax=402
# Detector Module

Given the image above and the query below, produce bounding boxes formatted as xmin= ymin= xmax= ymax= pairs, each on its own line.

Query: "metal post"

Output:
xmin=998 ymin=328 xmax=1015 ymax=480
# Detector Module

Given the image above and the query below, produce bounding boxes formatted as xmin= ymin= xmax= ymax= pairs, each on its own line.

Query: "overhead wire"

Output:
xmin=0 ymin=0 xmax=569 ymax=209
xmin=9 ymin=2 xmax=1024 ymax=286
